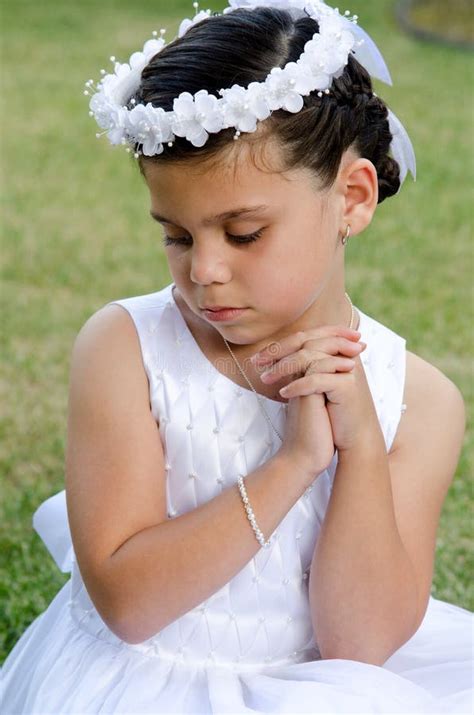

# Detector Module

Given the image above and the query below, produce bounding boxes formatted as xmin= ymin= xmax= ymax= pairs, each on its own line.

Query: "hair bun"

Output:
xmin=377 ymin=154 xmax=401 ymax=202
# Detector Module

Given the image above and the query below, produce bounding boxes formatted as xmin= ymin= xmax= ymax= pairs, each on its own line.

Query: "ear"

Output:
xmin=339 ymin=157 xmax=378 ymax=236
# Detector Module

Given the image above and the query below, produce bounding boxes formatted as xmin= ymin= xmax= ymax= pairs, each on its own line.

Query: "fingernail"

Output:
xmin=260 ymin=370 xmax=271 ymax=381
xmin=280 ymin=386 xmax=289 ymax=396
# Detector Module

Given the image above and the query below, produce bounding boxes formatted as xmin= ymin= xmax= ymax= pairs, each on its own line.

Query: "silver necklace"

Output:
xmin=223 ymin=293 xmax=357 ymax=443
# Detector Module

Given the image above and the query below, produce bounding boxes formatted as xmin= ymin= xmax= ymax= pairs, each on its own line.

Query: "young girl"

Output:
xmin=1 ymin=1 xmax=472 ymax=713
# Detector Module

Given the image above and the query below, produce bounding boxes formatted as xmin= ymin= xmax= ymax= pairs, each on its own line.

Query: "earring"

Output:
xmin=341 ymin=224 xmax=351 ymax=245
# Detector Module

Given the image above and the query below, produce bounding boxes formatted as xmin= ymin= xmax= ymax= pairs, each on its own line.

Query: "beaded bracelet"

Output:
xmin=237 ymin=475 xmax=272 ymax=549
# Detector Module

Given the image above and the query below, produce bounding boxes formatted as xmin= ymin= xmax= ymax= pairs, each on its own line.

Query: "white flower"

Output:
xmin=178 ymin=18 xmax=194 ymax=37
xmin=171 ymin=90 xmax=224 ymax=147
xmin=296 ymin=52 xmax=331 ymax=90
xmin=127 ymin=52 xmax=142 ymax=71
xmin=227 ymin=0 xmax=257 ymax=7
xmin=113 ymin=61 xmax=132 ymax=80
xmin=142 ymin=38 xmax=166 ymax=58
xmin=127 ymin=104 xmax=174 ymax=155
xmin=113 ymin=69 xmax=143 ymax=106
xmin=228 ymin=0 xmax=307 ymax=10
xmin=304 ymin=17 xmax=355 ymax=75
xmin=89 ymin=90 xmax=128 ymax=144
xmin=220 ymin=85 xmax=259 ymax=132
xmin=107 ymin=107 xmax=129 ymax=145
xmin=246 ymin=82 xmax=272 ymax=120
xmin=98 ymin=73 xmax=121 ymax=101
xmin=178 ymin=10 xmax=212 ymax=38
xmin=264 ymin=63 xmax=313 ymax=112
xmin=194 ymin=90 xmax=224 ymax=132
xmin=94 ymin=62 xmax=140 ymax=107
xmin=89 ymin=93 xmax=117 ymax=130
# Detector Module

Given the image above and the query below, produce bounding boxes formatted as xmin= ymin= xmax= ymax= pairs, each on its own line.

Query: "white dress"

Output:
xmin=1 ymin=282 xmax=472 ymax=715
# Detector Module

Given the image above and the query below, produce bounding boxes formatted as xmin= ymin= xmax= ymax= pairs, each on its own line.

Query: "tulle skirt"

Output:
xmin=1 ymin=577 xmax=472 ymax=714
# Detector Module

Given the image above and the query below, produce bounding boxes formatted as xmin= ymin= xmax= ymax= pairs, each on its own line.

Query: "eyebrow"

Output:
xmin=149 ymin=205 xmax=270 ymax=226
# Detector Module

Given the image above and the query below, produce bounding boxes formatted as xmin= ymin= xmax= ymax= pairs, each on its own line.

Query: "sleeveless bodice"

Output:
xmin=46 ymin=282 xmax=407 ymax=672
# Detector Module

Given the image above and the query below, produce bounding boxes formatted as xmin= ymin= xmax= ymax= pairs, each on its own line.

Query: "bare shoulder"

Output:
xmin=390 ymin=348 xmax=466 ymax=460
xmin=74 ymin=302 xmax=142 ymax=363
xmin=71 ymin=302 xmax=153 ymax=408
xmin=404 ymin=349 xmax=465 ymax=405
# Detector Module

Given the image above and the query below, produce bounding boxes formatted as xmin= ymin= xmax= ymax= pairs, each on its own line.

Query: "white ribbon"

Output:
xmin=32 ymin=490 xmax=74 ymax=573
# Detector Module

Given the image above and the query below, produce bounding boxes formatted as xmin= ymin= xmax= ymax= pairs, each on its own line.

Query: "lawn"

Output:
xmin=408 ymin=0 xmax=474 ymax=44
xmin=1 ymin=0 xmax=473 ymax=664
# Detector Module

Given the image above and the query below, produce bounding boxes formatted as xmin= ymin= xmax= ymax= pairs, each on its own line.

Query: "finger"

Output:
xmin=250 ymin=326 xmax=361 ymax=365
xmin=259 ymin=341 xmax=365 ymax=383
xmin=309 ymin=336 xmax=367 ymax=358
xmin=260 ymin=354 xmax=356 ymax=383
xmin=307 ymin=356 xmax=356 ymax=374
xmin=279 ymin=371 xmax=351 ymax=399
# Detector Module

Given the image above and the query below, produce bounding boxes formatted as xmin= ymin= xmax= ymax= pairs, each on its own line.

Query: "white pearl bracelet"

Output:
xmin=237 ymin=475 xmax=272 ymax=549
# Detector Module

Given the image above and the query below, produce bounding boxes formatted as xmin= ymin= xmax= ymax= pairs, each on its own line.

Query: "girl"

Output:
xmin=1 ymin=1 xmax=472 ymax=713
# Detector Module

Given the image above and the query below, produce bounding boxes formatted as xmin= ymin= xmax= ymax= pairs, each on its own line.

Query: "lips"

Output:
xmin=201 ymin=305 xmax=242 ymax=311
xmin=201 ymin=306 xmax=247 ymax=323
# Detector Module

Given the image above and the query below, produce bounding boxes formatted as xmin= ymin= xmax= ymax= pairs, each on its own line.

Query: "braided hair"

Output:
xmin=133 ymin=7 xmax=400 ymax=203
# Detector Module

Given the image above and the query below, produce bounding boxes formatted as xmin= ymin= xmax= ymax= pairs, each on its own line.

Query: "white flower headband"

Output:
xmin=85 ymin=0 xmax=416 ymax=186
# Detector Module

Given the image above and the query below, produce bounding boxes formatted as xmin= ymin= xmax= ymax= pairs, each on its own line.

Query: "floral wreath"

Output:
xmin=85 ymin=0 xmax=416 ymax=186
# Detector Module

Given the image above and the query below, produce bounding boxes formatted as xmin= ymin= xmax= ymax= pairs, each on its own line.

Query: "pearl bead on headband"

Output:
xmin=85 ymin=0 xmax=417 ymax=187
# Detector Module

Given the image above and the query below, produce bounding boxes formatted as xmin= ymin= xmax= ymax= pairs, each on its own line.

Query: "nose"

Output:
xmin=189 ymin=243 xmax=232 ymax=285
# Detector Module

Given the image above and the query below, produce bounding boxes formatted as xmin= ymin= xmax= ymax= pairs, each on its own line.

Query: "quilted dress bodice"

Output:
xmin=62 ymin=282 xmax=406 ymax=671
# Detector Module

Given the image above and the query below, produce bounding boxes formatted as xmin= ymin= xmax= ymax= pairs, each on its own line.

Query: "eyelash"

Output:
xmin=162 ymin=229 xmax=264 ymax=247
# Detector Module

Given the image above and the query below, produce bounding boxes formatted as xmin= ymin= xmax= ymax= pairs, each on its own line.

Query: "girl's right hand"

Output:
xmin=279 ymin=391 xmax=335 ymax=482
xmin=253 ymin=328 xmax=366 ymax=482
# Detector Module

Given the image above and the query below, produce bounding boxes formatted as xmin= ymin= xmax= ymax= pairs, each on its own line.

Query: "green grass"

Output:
xmin=1 ymin=0 xmax=473 ymax=664
xmin=410 ymin=0 xmax=474 ymax=43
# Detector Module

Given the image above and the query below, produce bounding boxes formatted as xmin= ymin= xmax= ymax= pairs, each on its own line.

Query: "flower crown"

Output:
xmin=85 ymin=0 xmax=416 ymax=186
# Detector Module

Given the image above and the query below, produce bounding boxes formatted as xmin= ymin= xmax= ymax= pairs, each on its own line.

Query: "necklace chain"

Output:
xmin=223 ymin=293 xmax=357 ymax=443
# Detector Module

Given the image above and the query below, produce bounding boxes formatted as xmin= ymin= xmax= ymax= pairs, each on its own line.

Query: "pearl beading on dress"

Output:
xmin=67 ymin=573 xmax=317 ymax=671
xmin=68 ymin=552 xmax=319 ymax=670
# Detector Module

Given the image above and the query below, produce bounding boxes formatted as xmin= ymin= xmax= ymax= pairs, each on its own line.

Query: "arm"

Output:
xmin=309 ymin=352 xmax=466 ymax=665
xmin=309 ymin=434 xmax=419 ymax=665
xmin=106 ymin=453 xmax=307 ymax=643
xmin=66 ymin=305 xmax=313 ymax=644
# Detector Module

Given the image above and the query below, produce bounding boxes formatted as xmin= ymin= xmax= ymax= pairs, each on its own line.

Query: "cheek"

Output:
xmin=254 ymin=238 xmax=332 ymax=308
xmin=260 ymin=234 xmax=326 ymax=284
xmin=165 ymin=256 xmax=190 ymax=295
xmin=166 ymin=251 xmax=189 ymax=275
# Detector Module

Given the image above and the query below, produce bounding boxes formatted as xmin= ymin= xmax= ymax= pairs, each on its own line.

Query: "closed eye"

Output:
xmin=162 ymin=229 xmax=264 ymax=247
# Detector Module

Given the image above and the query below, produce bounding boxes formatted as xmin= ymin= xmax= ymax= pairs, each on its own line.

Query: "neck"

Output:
xmin=172 ymin=281 xmax=359 ymax=361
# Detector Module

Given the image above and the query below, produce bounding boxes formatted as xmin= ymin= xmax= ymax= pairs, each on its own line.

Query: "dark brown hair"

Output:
xmin=132 ymin=7 xmax=400 ymax=202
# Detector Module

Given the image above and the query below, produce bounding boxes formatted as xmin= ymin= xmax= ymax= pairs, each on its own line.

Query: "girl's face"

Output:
xmin=143 ymin=138 xmax=354 ymax=350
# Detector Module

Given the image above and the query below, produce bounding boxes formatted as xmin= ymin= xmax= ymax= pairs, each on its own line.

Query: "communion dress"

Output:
xmin=1 ymin=281 xmax=473 ymax=715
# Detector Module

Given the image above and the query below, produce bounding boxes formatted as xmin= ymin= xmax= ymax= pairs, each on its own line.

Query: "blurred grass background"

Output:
xmin=407 ymin=0 xmax=473 ymax=44
xmin=1 ymin=0 xmax=473 ymax=664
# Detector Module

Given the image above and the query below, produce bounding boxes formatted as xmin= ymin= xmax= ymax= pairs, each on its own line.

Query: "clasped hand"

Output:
xmin=250 ymin=324 xmax=380 ymax=476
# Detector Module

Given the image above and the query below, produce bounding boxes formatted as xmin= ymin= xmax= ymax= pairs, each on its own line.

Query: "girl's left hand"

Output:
xmin=251 ymin=328 xmax=381 ymax=454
